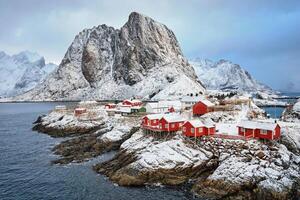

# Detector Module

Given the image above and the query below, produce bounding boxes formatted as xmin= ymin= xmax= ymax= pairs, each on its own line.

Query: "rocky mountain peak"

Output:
xmin=15 ymin=12 xmax=205 ymax=101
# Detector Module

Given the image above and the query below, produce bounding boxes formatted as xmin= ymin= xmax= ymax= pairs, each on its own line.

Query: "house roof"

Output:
xmin=185 ymin=118 xmax=215 ymax=128
xmin=123 ymin=99 xmax=142 ymax=103
xmin=237 ymin=120 xmax=279 ymax=131
xmin=105 ymin=103 xmax=116 ymax=106
xmin=198 ymin=99 xmax=214 ymax=107
xmin=145 ymin=113 xmax=165 ymax=120
xmin=146 ymin=101 xmax=181 ymax=109
xmin=161 ymin=113 xmax=185 ymax=123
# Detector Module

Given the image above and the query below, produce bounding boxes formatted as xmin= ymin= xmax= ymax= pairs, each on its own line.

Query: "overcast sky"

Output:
xmin=0 ymin=0 xmax=299 ymax=92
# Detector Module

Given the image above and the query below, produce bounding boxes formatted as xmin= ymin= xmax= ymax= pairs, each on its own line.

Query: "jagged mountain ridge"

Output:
xmin=16 ymin=12 xmax=205 ymax=101
xmin=190 ymin=58 xmax=273 ymax=93
xmin=0 ymin=51 xmax=57 ymax=97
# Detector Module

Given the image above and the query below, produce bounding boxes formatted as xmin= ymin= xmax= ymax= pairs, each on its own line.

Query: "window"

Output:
xmin=182 ymin=127 xmax=186 ymax=132
xmin=191 ymin=128 xmax=194 ymax=133
xmin=171 ymin=123 xmax=175 ymax=128
xmin=261 ymin=129 xmax=268 ymax=134
xmin=198 ymin=127 xmax=203 ymax=132
xmin=240 ymin=128 xmax=245 ymax=133
xmin=165 ymin=124 xmax=169 ymax=129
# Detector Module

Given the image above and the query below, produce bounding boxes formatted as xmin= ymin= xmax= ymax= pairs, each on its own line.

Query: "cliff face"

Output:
xmin=17 ymin=12 xmax=204 ymax=101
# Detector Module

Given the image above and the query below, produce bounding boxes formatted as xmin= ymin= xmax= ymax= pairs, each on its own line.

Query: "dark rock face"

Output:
xmin=52 ymin=127 xmax=139 ymax=164
xmin=17 ymin=12 xmax=204 ymax=101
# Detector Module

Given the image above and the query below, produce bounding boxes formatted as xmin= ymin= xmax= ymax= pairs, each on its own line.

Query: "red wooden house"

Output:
xmin=122 ymin=99 xmax=143 ymax=107
xmin=237 ymin=121 xmax=281 ymax=140
xmin=142 ymin=114 xmax=164 ymax=129
xmin=193 ymin=99 xmax=214 ymax=116
xmin=158 ymin=114 xmax=185 ymax=132
xmin=74 ymin=108 xmax=87 ymax=116
xmin=182 ymin=119 xmax=215 ymax=137
xmin=105 ymin=103 xmax=117 ymax=109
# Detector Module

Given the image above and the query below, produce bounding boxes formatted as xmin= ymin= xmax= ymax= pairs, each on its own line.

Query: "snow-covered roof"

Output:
xmin=181 ymin=96 xmax=203 ymax=103
xmin=199 ymin=99 xmax=214 ymax=107
xmin=75 ymin=108 xmax=86 ymax=111
xmin=145 ymin=113 xmax=165 ymax=120
xmin=79 ymin=100 xmax=98 ymax=105
xmin=123 ymin=99 xmax=142 ymax=103
xmin=146 ymin=101 xmax=181 ymax=109
xmin=162 ymin=113 xmax=185 ymax=123
xmin=237 ymin=120 xmax=279 ymax=131
xmin=185 ymin=118 xmax=215 ymax=128
xmin=105 ymin=103 xmax=116 ymax=106
xmin=146 ymin=102 xmax=168 ymax=109
xmin=131 ymin=99 xmax=142 ymax=103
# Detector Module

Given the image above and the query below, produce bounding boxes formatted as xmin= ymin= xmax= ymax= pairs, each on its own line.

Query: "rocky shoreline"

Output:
xmin=33 ymin=108 xmax=300 ymax=200
xmin=93 ymin=131 xmax=300 ymax=200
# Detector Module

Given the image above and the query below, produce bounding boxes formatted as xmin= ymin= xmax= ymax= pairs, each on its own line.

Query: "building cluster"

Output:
xmin=142 ymin=112 xmax=281 ymax=140
xmin=139 ymin=96 xmax=281 ymax=141
xmin=104 ymin=99 xmax=143 ymax=115
xmin=55 ymin=96 xmax=281 ymax=141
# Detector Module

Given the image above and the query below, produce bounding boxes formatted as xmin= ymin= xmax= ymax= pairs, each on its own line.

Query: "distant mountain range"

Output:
xmin=1 ymin=14 xmax=275 ymax=101
xmin=190 ymin=58 xmax=274 ymax=94
xmin=0 ymin=51 xmax=57 ymax=98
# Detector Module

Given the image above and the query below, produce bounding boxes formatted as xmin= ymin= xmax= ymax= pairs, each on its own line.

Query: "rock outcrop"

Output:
xmin=94 ymin=131 xmax=300 ymax=200
xmin=17 ymin=12 xmax=204 ymax=101
xmin=32 ymin=111 xmax=106 ymax=137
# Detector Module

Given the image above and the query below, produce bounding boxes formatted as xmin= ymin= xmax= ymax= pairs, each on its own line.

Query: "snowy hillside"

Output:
xmin=15 ymin=12 xmax=205 ymax=101
xmin=0 ymin=51 xmax=57 ymax=97
xmin=190 ymin=58 xmax=273 ymax=94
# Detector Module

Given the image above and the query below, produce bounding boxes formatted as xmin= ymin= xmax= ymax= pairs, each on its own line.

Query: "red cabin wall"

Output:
xmin=193 ymin=102 xmax=209 ymax=116
xmin=142 ymin=117 xmax=148 ymax=126
xmin=238 ymin=127 xmax=255 ymax=137
xmin=255 ymin=129 xmax=273 ymax=140
xmin=208 ymin=127 xmax=216 ymax=135
xmin=182 ymin=122 xmax=211 ymax=137
xmin=159 ymin=118 xmax=182 ymax=132
xmin=274 ymin=125 xmax=281 ymax=139
xmin=150 ymin=119 xmax=160 ymax=126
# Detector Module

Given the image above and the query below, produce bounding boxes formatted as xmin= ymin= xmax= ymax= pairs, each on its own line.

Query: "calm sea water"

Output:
xmin=0 ymin=103 xmax=200 ymax=200
xmin=261 ymin=92 xmax=300 ymax=119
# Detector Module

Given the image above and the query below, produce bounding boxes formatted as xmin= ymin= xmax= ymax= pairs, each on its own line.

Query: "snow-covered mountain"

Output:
xmin=0 ymin=51 xmax=57 ymax=97
xmin=190 ymin=58 xmax=273 ymax=94
xmin=15 ymin=12 xmax=205 ymax=101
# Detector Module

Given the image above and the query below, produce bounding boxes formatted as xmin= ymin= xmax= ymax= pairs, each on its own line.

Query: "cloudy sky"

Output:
xmin=0 ymin=0 xmax=299 ymax=92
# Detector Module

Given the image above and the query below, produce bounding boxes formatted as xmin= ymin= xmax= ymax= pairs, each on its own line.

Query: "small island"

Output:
xmin=33 ymin=96 xmax=300 ymax=200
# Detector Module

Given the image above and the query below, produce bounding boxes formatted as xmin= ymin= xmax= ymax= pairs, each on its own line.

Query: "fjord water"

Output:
xmin=0 ymin=103 xmax=199 ymax=200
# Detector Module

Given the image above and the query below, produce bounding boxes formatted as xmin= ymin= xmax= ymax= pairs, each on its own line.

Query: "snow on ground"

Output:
xmin=42 ymin=111 xmax=103 ymax=129
xmin=216 ymin=123 xmax=238 ymax=135
xmin=100 ymin=125 xmax=131 ymax=142
xmin=293 ymin=100 xmax=300 ymax=113
xmin=206 ymin=142 xmax=300 ymax=194
xmin=121 ymin=131 xmax=212 ymax=170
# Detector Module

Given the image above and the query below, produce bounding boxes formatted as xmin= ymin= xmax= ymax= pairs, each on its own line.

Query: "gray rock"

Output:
xmin=16 ymin=12 xmax=205 ymax=101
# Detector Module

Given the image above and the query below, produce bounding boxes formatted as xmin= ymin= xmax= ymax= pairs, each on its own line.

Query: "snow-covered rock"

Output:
xmin=33 ymin=109 xmax=107 ymax=137
xmin=190 ymin=58 xmax=273 ymax=94
xmin=15 ymin=12 xmax=205 ymax=101
xmin=0 ymin=50 xmax=57 ymax=98
xmin=282 ymin=100 xmax=300 ymax=122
